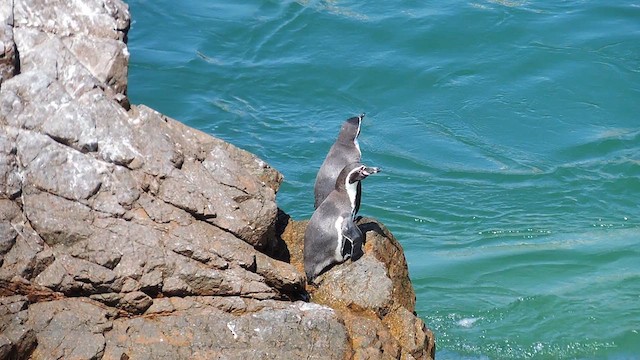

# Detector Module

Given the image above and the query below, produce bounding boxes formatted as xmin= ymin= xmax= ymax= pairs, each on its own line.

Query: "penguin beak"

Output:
xmin=362 ymin=166 xmax=381 ymax=176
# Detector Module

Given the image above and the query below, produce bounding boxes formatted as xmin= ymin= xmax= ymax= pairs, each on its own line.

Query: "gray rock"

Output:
xmin=0 ymin=1 xmax=16 ymax=85
xmin=34 ymin=254 xmax=119 ymax=294
xmin=62 ymin=34 xmax=129 ymax=95
xmin=13 ymin=27 xmax=113 ymax=99
xmin=0 ymin=131 xmax=21 ymax=199
xmin=314 ymin=255 xmax=394 ymax=316
xmin=1 ymin=0 xmax=291 ymax=308
xmin=11 ymin=0 xmax=130 ymax=102
xmin=13 ymin=0 xmax=129 ymax=40
xmin=255 ymin=251 xmax=305 ymax=294
xmin=359 ymin=217 xmax=418 ymax=312
xmin=130 ymin=105 xmax=281 ymax=249
xmin=0 ymin=199 xmax=48 ymax=280
xmin=18 ymin=132 xmax=103 ymax=201
xmin=0 ymin=201 xmax=19 ymax=257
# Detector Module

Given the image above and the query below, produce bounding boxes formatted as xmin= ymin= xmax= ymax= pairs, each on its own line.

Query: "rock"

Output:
xmin=314 ymin=255 xmax=394 ymax=316
xmin=128 ymin=105 xmax=282 ymax=249
xmin=0 ymin=0 xmax=435 ymax=359
xmin=3 ymin=294 xmax=350 ymax=360
xmin=0 ymin=201 xmax=19 ymax=259
xmin=254 ymin=251 xmax=305 ymax=295
xmin=0 ymin=128 xmax=20 ymax=200
xmin=11 ymin=0 xmax=128 ymax=103
xmin=34 ymin=254 xmax=119 ymax=294
xmin=342 ymin=312 xmax=400 ymax=360
xmin=383 ymin=307 xmax=436 ymax=360
xmin=13 ymin=0 xmax=129 ymax=40
xmin=0 ymin=2 xmax=17 ymax=85
xmin=0 ymin=295 xmax=37 ymax=359
xmin=102 ymin=297 xmax=349 ymax=360
xmin=2 ymin=0 xmax=290 ymax=292
xmin=279 ymin=215 xmax=436 ymax=360
xmin=359 ymin=217 xmax=417 ymax=312
xmin=26 ymin=299 xmax=116 ymax=360
xmin=90 ymin=291 xmax=153 ymax=314
xmin=0 ymin=202 xmax=48 ymax=280
xmin=18 ymin=132 xmax=104 ymax=201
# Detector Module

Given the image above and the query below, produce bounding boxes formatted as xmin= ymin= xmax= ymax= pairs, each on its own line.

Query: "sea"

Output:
xmin=125 ymin=1 xmax=640 ymax=358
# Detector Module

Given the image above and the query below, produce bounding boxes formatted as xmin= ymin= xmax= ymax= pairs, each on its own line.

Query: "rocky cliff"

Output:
xmin=0 ymin=1 xmax=435 ymax=359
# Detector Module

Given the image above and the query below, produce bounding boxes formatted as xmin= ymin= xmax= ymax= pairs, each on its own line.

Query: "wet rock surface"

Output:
xmin=0 ymin=1 xmax=434 ymax=359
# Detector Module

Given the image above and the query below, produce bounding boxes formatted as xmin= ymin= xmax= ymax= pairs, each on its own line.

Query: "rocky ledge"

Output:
xmin=0 ymin=1 xmax=435 ymax=359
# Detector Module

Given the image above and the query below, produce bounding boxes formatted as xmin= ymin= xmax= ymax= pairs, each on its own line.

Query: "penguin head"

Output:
xmin=336 ymin=162 xmax=381 ymax=190
xmin=337 ymin=113 xmax=364 ymax=144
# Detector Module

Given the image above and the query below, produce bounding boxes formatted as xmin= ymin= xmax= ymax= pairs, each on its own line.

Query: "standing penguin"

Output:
xmin=314 ymin=114 xmax=364 ymax=210
xmin=304 ymin=162 xmax=381 ymax=283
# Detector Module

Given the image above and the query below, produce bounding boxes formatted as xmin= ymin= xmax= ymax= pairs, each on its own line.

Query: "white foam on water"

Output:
xmin=457 ymin=317 xmax=480 ymax=328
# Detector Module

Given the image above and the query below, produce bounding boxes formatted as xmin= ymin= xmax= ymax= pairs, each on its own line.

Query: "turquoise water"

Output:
xmin=126 ymin=1 xmax=640 ymax=358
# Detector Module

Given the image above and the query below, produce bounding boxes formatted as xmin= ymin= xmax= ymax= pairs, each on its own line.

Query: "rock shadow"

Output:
xmin=270 ymin=208 xmax=293 ymax=263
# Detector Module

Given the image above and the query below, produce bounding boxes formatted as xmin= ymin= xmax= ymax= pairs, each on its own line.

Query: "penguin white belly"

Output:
xmin=345 ymin=181 xmax=358 ymax=218
xmin=334 ymin=216 xmax=345 ymax=261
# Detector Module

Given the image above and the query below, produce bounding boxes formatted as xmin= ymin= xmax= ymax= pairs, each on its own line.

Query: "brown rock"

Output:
xmin=254 ymin=251 xmax=305 ymax=295
xmin=0 ymin=295 xmax=37 ymax=359
xmin=383 ymin=306 xmax=436 ymax=360
xmin=103 ymin=299 xmax=349 ymax=360
xmin=359 ymin=217 xmax=417 ymax=312
xmin=90 ymin=291 xmax=153 ymax=314
xmin=279 ymin=215 xmax=436 ymax=360
xmin=342 ymin=311 xmax=401 ymax=360
xmin=26 ymin=298 xmax=116 ymax=360
xmin=277 ymin=211 xmax=307 ymax=274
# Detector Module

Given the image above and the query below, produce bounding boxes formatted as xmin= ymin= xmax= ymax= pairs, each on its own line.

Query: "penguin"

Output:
xmin=314 ymin=114 xmax=364 ymax=210
xmin=304 ymin=162 xmax=381 ymax=283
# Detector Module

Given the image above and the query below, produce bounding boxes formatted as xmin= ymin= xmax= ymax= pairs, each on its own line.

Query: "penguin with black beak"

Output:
xmin=304 ymin=162 xmax=381 ymax=283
